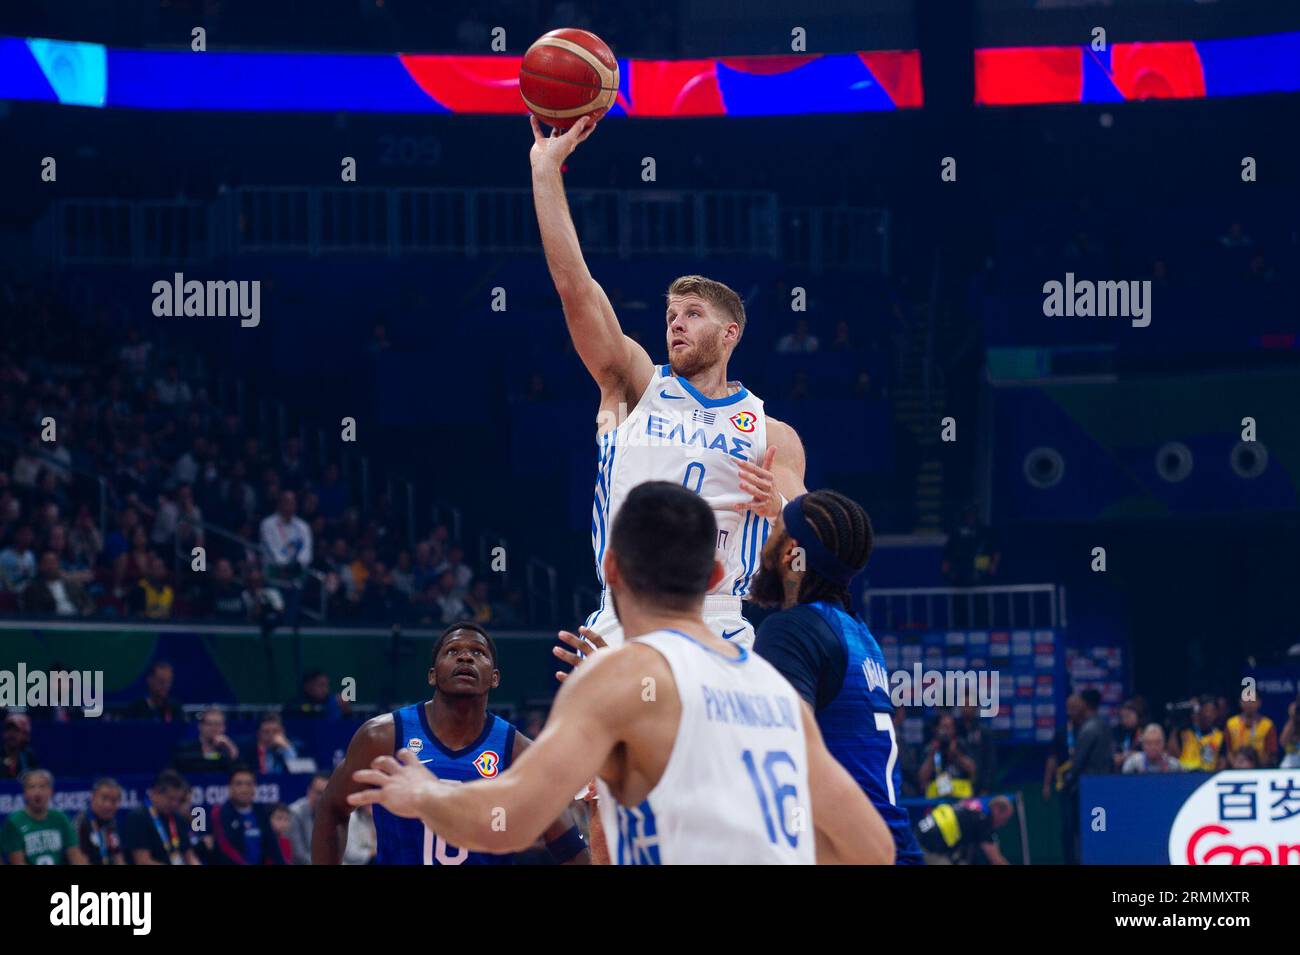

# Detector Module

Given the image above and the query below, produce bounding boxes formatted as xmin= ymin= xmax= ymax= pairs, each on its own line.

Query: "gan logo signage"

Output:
xmin=1168 ymin=770 xmax=1300 ymax=865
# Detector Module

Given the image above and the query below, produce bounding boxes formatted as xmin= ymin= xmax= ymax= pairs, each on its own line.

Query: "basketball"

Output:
xmin=519 ymin=28 xmax=619 ymax=130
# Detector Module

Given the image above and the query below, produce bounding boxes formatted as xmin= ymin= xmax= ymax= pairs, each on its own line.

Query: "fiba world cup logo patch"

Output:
xmin=474 ymin=750 xmax=501 ymax=778
xmin=730 ymin=411 xmax=756 ymax=433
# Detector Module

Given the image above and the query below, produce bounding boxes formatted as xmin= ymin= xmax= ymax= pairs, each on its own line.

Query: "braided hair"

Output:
xmin=794 ymin=489 xmax=874 ymax=609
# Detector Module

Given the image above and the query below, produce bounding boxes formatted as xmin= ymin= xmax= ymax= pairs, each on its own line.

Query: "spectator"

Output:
xmin=1046 ymin=696 xmax=1086 ymax=808
xmin=269 ymin=803 xmax=294 ymax=863
xmin=1171 ymin=696 xmax=1225 ymax=772
xmin=1228 ymin=746 xmax=1261 ymax=769
xmin=154 ymin=363 xmax=192 ymax=407
xmin=442 ymin=544 xmax=473 ymax=594
xmin=128 ymin=554 xmax=175 ymax=619
xmin=74 ymin=778 xmax=126 ymax=865
xmin=287 ymin=774 xmax=330 ymax=865
xmin=122 ymin=660 xmax=184 ymax=723
xmin=913 ymin=796 xmax=1014 ymax=866
xmin=118 ymin=326 xmax=153 ymax=382
xmin=1060 ymin=690 xmax=1112 ymax=864
xmin=1121 ymin=724 xmax=1183 ymax=774
xmin=204 ymin=558 xmax=247 ymax=620
xmin=122 ymin=769 xmax=199 ymax=865
xmin=1218 ymin=220 xmax=1254 ymax=250
xmin=172 ymin=436 xmax=206 ymax=487
xmin=67 ymin=506 xmax=104 ymax=571
xmin=353 ymin=560 xmax=405 ymax=622
xmin=289 ymin=670 xmax=348 ymax=720
xmin=463 ymin=579 xmax=494 ymax=625
xmin=1112 ymin=698 xmax=1144 ymax=770
xmin=173 ymin=784 xmax=209 ymax=865
xmin=941 ymin=503 xmax=1000 ymax=589
xmin=1 ymin=713 xmax=38 ymax=779
xmin=113 ymin=525 xmax=154 ymax=599
xmin=172 ymin=706 xmax=240 ymax=775
xmin=1281 ymin=695 xmax=1300 ymax=769
xmin=20 ymin=550 xmax=95 ymax=616
xmin=390 ymin=550 xmax=415 ymax=597
xmin=1 ymin=769 xmax=87 ymax=864
xmin=250 ymin=714 xmax=299 ymax=774
xmin=1225 ymin=695 xmax=1278 ymax=768
xmin=1066 ymin=690 xmax=1114 ymax=783
xmin=210 ymin=766 xmax=286 ymax=865
xmin=956 ymin=705 xmax=997 ymax=795
xmin=260 ymin=490 xmax=312 ymax=622
xmin=829 ymin=319 xmax=857 ymax=352
xmin=430 ymin=571 xmax=468 ymax=625
xmin=0 ymin=524 xmax=37 ymax=592
xmin=103 ymin=508 xmax=141 ymax=565
xmin=411 ymin=540 xmax=441 ymax=593
xmin=173 ymin=483 xmax=205 ymax=552
xmin=11 ymin=435 xmax=46 ymax=489
xmin=242 ymin=567 xmax=285 ymax=635
xmin=775 ymin=318 xmax=819 ymax=354
xmin=917 ymin=712 xmax=977 ymax=800
xmin=150 ymin=488 xmax=179 ymax=548
xmin=343 ymin=803 xmax=377 ymax=865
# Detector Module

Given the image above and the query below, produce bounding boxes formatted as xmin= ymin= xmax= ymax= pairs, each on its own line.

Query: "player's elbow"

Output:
xmin=553 ymin=271 xmax=596 ymax=303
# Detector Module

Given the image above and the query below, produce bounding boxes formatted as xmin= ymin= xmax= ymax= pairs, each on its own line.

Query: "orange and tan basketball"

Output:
xmin=519 ymin=29 xmax=619 ymax=130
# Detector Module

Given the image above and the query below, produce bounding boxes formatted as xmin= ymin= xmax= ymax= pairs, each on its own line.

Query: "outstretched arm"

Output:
xmin=512 ymin=732 xmax=591 ymax=865
xmin=803 ymin=702 xmax=895 ymax=864
xmin=350 ymin=645 xmax=662 ymax=854
xmin=530 ymin=115 xmax=654 ymax=397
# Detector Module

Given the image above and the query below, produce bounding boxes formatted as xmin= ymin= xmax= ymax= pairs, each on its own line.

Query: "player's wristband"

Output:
xmin=545 ymin=826 xmax=587 ymax=864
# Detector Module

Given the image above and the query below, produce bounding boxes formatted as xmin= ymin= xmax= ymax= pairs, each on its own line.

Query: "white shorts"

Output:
xmin=583 ymin=593 xmax=754 ymax=649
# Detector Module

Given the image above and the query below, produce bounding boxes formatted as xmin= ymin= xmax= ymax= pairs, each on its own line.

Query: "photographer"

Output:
xmin=1169 ymin=696 xmax=1225 ymax=772
xmin=242 ymin=566 xmax=285 ymax=636
xmin=917 ymin=712 xmax=977 ymax=800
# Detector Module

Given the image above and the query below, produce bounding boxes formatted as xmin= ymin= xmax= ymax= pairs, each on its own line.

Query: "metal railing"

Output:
xmin=863 ymin=583 xmax=1065 ymax=632
xmin=525 ymin=557 xmax=558 ymax=627
xmin=36 ymin=189 xmax=889 ymax=272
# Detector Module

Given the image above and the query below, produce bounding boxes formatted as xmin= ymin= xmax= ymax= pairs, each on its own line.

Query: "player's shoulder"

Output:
xmin=764 ymin=415 xmax=805 ymax=454
xmin=564 ymin=641 xmax=674 ymax=701
xmin=351 ymin=711 xmax=398 ymax=755
xmin=757 ymin=601 xmax=834 ymax=642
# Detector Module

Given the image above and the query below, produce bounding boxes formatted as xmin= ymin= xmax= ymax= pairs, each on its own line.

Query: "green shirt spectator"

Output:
xmin=2 ymin=806 xmax=78 ymax=864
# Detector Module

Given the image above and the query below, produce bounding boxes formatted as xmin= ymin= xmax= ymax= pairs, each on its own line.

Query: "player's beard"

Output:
xmin=668 ymin=328 xmax=725 ymax=379
xmin=747 ymin=538 xmax=789 ymax=609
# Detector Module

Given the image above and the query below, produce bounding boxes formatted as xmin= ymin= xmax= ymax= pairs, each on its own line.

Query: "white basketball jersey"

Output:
xmin=592 ymin=365 xmax=770 ymax=598
xmin=596 ymin=629 xmax=815 ymax=865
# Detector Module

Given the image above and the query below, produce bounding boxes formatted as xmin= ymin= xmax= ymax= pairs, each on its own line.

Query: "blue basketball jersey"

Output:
xmin=373 ymin=703 xmax=517 ymax=865
xmin=806 ymin=601 xmax=925 ymax=865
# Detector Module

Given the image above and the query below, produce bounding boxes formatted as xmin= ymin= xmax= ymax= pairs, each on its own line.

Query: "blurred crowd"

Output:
xmin=0 ymin=284 xmax=520 ymax=630
xmin=1038 ymin=688 xmax=1300 ymax=863
xmin=0 ymin=660 xmax=377 ymax=865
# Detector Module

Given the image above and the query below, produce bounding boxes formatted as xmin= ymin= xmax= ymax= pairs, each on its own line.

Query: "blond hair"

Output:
xmin=666 ymin=275 xmax=746 ymax=340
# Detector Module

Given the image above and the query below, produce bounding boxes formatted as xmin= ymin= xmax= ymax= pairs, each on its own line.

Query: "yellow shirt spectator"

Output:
xmin=1225 ymin=714 xmax=1277 ymax=766
xmin=1176 ymin=726 xmax=1224 ymax=771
